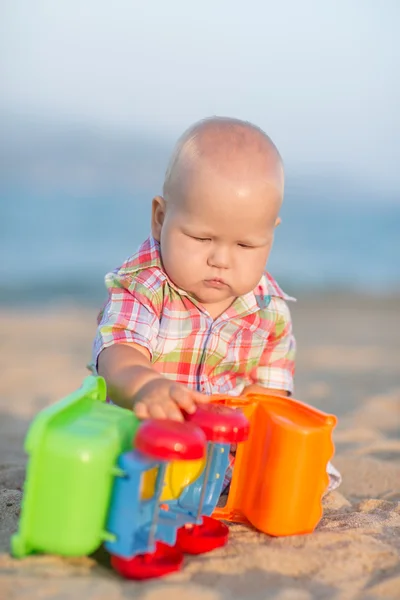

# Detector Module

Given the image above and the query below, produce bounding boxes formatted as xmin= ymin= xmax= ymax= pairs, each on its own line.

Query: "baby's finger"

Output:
xmin=164 ymin=399 xmax=185 ymax=422
xmin=170 ymin=385 xmax=197 ymax=414
xmin=134 ymin=401 xmax=150 ymax=420
xmin=191 ymin=390 xmax=211 ymax=404
xmin=148 ymin=403 xmax=169 ymax=420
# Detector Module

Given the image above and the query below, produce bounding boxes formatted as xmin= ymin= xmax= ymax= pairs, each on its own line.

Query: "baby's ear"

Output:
xmin=275 ymin=216 xmax=282 ymax=228
xmin=151 ymin=196 xmax=166 ymax=241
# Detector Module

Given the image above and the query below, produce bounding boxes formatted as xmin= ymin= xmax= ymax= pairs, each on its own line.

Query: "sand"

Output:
xmin=0 ymin=295 xmax=399 ymax=599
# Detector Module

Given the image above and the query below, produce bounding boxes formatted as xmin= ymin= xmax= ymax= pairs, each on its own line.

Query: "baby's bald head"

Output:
xmin=152 ymin=118 xmax=285 ymax=315
xmin=163 ymin=116 xmax=284 ymax=208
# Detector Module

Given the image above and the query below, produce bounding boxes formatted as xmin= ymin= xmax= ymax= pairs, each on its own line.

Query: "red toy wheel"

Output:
xmin=176 ymin=516 xmax=229 ymax=555
xmin=184 ymin=404 xmax=250 ymax=443
xmin=110 ymin=542 xmax=184 ymax=580
xmin=135 ymin=419 xmax=206 ymax=461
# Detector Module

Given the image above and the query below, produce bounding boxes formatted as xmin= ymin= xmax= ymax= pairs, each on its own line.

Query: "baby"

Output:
xmin=92 ymin=116 xmax=341 ymax=491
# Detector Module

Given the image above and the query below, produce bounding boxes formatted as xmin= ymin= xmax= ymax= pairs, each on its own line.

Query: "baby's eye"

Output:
xmin=238 ymin=243 xmax=254 ymax=249
xmin=192 ymin=236 xmax=211 ymax=242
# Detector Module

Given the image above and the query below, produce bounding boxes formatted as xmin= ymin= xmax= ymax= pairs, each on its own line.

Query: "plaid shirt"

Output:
xmin=93 ymin=236 xmax=296 ymax=397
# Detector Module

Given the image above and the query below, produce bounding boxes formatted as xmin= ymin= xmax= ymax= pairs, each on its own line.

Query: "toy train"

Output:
xmin=11 ymin=376 xmax=337 ymax=579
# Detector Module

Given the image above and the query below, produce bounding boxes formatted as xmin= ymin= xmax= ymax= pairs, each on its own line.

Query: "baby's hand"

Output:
xmin=133 ymin=378 xmax=209 ymax=422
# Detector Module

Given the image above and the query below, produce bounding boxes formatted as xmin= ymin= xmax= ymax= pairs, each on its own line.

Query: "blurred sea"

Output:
xmin=1 ymin=118 xmax=399 ymax=306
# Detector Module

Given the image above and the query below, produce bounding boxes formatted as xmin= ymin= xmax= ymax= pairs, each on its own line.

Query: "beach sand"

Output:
xmin=0 ymin=295 xmax=399 ymax=599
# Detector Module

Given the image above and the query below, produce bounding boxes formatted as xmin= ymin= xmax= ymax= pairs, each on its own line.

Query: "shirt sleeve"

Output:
xmin=92 ymin=270 xmax=162 ymax=366
xmin=250 ymin=297 xmax=296 ymax=394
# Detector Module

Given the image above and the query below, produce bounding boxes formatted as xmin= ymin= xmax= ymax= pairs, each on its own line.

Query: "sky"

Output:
xmin=1 ymin=0 xmax=399 ymax=192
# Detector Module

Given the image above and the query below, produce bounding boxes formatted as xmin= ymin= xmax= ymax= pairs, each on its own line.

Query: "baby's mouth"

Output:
xmin=204 ymin=278 xmax=228 ymax=289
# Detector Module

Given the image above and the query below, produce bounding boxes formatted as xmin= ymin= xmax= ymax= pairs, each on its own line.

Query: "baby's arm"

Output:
xmin=94 ymin=269 xmax=208 ymax=421
xmin=247 ymin=297 xmax=296 ymax=396
xmin=98 ymin=342 xmax=207 ymax=421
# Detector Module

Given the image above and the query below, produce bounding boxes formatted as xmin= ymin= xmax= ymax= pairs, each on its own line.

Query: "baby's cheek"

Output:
xmin=240 ymin=260 xmax=264 ymax=293
xmin=186 ymin=253 xmax=205 ymax=278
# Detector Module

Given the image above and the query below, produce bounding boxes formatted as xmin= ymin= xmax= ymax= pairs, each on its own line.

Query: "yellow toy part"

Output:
xmin=141 ymin=457 xmax=205 ymax=501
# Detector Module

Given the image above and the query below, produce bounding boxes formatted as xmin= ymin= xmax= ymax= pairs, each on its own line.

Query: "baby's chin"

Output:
xmin=179 ymin=278 xmax=255 ymax=306
xmin=190 ymin=285 xmax=237 ymax=305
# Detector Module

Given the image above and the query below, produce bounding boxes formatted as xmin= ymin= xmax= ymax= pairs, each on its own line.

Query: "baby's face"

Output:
xmin=153 ymin=169 xmax=281 ymax=317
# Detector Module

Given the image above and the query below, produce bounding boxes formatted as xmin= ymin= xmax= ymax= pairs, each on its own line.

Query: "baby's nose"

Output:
xmin=208 ymin=245 xmax=230 ymax=269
